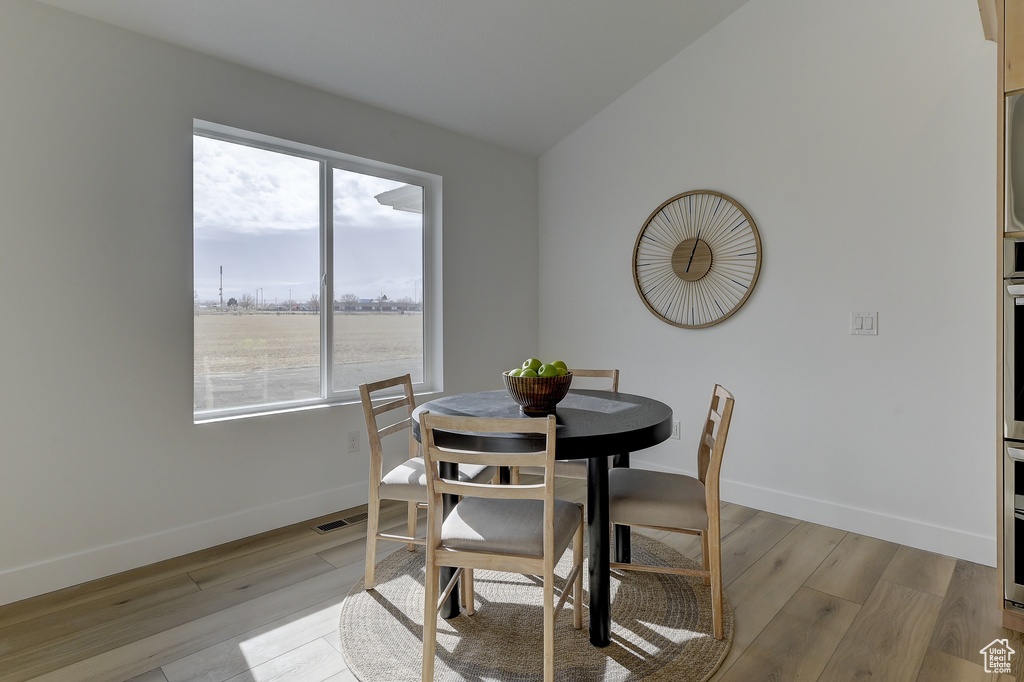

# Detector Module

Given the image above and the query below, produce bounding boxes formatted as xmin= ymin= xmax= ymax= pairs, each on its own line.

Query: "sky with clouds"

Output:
xmin=193 ymin=136 xmax=422 ymax=306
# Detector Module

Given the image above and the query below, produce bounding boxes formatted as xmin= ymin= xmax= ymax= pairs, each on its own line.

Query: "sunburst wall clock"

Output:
xmin=632 ymin=190 xmax=761 ymax=328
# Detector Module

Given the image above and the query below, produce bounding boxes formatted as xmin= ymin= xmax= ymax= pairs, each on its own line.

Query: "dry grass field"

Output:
xmin=193 ymin=312 xmax=422 ymax=410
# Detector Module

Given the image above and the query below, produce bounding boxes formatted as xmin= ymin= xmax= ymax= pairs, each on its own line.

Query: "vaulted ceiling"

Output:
xmin=33 ymin=0 xmax=752 ymax=155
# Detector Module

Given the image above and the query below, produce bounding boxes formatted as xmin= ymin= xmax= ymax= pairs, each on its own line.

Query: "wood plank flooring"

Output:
xmin=0 ymin=478 xmax=1018 ymax=681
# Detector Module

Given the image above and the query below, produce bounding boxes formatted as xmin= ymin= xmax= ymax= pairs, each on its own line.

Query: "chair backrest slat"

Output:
xmin=377 ymin=417 xmax=412 ymax=441
xmin=567 ymin=368 xmax=619 ymax=392
xmin=373 ymin=395 xmax=412 ymax=417
xmin=423 ymin=414 xmax=545 ymax=436
xmin=432 ymin=478 xmax=547 ymax=500
xmin=426 ymin=448 xmax=540 ymax=469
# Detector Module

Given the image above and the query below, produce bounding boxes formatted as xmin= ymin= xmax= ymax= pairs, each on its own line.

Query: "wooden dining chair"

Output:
xmin=419 ymin=411 xmax=584 ymax=682
xmin=607 ymin=384 xmax=735 ymax=639
xmin=359 ymin=374 xmax=497 ymax=590
xmin=512 ymin=368 xmax=620 ymax=482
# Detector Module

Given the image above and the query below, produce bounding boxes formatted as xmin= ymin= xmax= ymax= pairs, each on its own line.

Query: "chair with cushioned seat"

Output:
xmin=419 ymin=411 xmax=583 ymax=682
xmin=608 ymin=384 xmax=735 ymax=639
xmin=359 ymin=374 xmax=497 ymax=590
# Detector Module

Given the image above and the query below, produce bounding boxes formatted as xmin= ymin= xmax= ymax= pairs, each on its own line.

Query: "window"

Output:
xmin=193 ymin=121 xmax=440 ymax=421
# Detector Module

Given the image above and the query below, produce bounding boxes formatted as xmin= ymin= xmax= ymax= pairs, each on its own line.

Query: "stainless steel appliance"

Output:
xmin=1007 ymin=444 xmax=1024 ymax=608
xmin=1005 ymin=239 xmax=1024 ymax=442
xmin=1010 ymin=93 xmax=1024 ymax=233
xmin=1006 ymin=234 xmax=1024 ymax=608
xmin=1006 ymin=237 xmax=1024 ymax=278
xmin=1007 ymin=234 xmax=1024 ymax=609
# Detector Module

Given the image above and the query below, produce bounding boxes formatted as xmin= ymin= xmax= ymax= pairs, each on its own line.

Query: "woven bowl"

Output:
xmin=502 ymin=371 xmax=573 ymax=415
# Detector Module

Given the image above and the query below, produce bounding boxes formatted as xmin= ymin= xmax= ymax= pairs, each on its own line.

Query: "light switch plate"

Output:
xmin=850 ymin=311 xmax=878 ymax=335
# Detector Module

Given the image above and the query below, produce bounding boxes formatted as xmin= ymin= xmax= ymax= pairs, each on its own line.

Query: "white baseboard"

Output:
xmin=0 ymin=482 xmax=365 ymax=607
xmin=629 ymin=457 xmax=996 ymax=567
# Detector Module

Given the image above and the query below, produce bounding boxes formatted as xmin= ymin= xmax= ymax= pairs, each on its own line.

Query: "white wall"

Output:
xmin=540 ymin=0 xmax=998 ymax=564
xmin=0 ymin=0 xmax=538 ymax=605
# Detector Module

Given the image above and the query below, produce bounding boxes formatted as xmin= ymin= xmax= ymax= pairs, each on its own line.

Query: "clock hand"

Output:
xmin=685 ymin=230 xmax=700 ymax=273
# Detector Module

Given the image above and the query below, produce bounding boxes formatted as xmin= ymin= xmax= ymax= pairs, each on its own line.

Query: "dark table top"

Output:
xmin=412 ymin=388 xmax=673 ymax=460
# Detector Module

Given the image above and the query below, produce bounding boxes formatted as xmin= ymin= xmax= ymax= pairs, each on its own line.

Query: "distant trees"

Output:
xmin=194 ymin=290 xmax=420 ymax=313
xmin=336 ymin=293 xmax=359 ymax=312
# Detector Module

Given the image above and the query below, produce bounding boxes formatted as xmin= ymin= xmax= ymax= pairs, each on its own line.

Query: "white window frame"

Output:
xmin=193 ymin=120 xmax=443 ymax=422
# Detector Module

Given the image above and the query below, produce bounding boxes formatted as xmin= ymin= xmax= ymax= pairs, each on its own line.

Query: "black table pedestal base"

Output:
xmin=612 ymin=452 xmax=630 ymax=564
xmin=439 ymin=462 xmax=460 ymax=619
xmin=587 ymin=456 xmax=611 ymax=647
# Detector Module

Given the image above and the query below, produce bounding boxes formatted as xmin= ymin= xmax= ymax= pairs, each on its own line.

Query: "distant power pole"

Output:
xmin=219 ymin=266 xmax=224 ymax=310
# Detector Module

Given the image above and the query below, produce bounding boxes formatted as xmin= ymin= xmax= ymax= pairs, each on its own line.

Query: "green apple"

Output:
xmin=508 ymin=368 xmax=522 ymax=376
xmin=537 ymin=364 xmax=559 ymax=378
xmin=522 ymin=357 xmax=542 ymax=372
xmin=551 ymin=360 xmax=567 ymax=371
xmin=520 ymin=368 xmax=538 ymax=377
xmin=555 ymin=366 xmax=568 ymax=376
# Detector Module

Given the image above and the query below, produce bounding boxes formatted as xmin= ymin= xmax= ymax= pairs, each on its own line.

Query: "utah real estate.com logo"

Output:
xmin=980 ymin=638 xmax=1015 ymax=674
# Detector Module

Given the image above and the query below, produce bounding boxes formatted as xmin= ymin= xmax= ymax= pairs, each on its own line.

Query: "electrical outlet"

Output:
xmin=347 ymin=430 xmax=360 ymax=453
xmin=671 ymin=421 xmax=680 ymax=440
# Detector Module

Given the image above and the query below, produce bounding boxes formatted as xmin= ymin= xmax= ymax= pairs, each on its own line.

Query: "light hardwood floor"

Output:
xmin=0 ymin=477 xmax=1019 ymax=681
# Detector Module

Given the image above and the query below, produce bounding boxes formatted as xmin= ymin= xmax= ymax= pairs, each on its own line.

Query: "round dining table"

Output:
xmin=412 ymin=388 xmax=673 ymax=647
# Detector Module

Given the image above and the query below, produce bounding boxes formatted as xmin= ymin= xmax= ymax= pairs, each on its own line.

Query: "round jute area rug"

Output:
xmin=339 ymin=534 xmax=733 ymax=681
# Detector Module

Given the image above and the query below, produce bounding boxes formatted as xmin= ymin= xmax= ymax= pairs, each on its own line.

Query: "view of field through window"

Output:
xmin=193 ymin=131 xmax=424 ymax=415
xmin=193 ymin=312 xmax=422 ymax=411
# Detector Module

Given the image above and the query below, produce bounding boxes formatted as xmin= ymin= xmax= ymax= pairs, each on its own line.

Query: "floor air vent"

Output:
xmin=314 ymin=512 xmax=369 ymax=534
